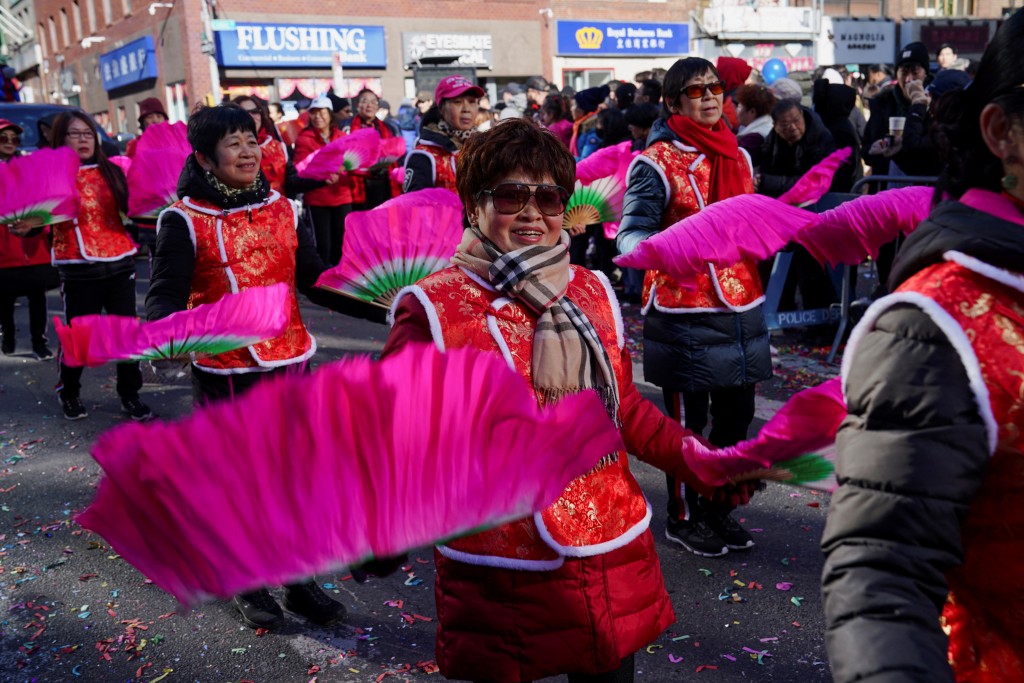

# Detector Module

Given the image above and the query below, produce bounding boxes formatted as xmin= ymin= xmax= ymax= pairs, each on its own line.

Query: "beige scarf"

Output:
xmin=451 ymin=228 xmax=620 ymax=424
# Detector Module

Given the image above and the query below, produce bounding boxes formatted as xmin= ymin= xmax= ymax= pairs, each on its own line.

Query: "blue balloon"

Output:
xmin=762 ymin=59 xmax=788 ymax=85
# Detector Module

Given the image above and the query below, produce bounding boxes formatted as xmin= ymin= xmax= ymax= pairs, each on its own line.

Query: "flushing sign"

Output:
xmin=213 ymin=21 xmax=387 ymax=68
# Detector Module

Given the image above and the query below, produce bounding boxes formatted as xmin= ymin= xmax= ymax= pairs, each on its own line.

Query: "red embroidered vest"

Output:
xmin=167 ymin=192 xmax=314 ymax=373
xmin=51 ymin=166 xmax=136 ymax=264
xmin=259 ymin=136 xmax=288 ymax=195
xmin=895 ymin=256 xmax=1024 ymax=682
xmin=638 ymin=141 xmax=764 ymax=313
xmin=396 ymin=266 xmax=651 ymax=570
xmin=411 ymin=143 xmax=457 ymax=192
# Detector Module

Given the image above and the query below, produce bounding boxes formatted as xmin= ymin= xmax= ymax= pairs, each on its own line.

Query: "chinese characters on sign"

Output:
xmin=99 ymin=36 xmax=158 ymax=91
xmin=555 ymin=21 xmax=689 ymax=56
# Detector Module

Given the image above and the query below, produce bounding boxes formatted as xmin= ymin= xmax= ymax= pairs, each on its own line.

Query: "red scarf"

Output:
xmin=349 ymin=115 xmax=393 ymax=139
xmin=666 ymin=114 xmax=750 ymax=204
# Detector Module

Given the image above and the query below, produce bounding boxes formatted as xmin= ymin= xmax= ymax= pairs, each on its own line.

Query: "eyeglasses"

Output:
xmin=477 ymin=183 xmax=569 ymax=216
xmin=682 ymin=81 xmax=726 ymax=100
xmin=65 ymin=130 xmax=95 ymax=140
xmin=241 ymin=108 xmax=260 ymax=116
xmin=0 ymin=134 xmax=20 ymax=143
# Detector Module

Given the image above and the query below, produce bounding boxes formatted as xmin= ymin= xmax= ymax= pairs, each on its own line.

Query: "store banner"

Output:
xmin=213 ymin=21 xmax=387 ymax=68
xmin=402 ymin=33 xmax=493 ymax=68
xmin=99 ymin=36 xmax=158 ymax=91
xmin=556 ymin=20 xmax=688 ymax=56
xmin=830 ymin=19 xmax=895 ymax=64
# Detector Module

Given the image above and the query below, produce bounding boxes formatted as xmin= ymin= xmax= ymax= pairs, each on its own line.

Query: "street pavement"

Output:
xmin=0 ymin=262 xmax=842 ymax=683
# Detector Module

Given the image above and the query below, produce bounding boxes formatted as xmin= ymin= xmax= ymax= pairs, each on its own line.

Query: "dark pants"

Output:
xmin=308 ymin=204 xmax=351 ymax=267
xmin=191 ymin=362 xmax=307 ymax=406
xmin=57 ymin=271 xmax=143 ymax=400
xmin=663 ymin=386 xmax=756 ymax=521
xmin=569 ymin=225 xmax=616 ymax=277
xmin=0 ymin=287 xmax=49 ymax=344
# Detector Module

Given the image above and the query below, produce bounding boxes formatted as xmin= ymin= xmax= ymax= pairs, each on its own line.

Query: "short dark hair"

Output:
xmin=455 ymin=118 xmax=575 ymax=215
xmin=187 ymin=104 xmax=257 ymax=165
xmin=770 ymin=98 xmax=802 ymax=122
xmin=231 ymin=94 xmax=279 ymax=142
xmin=663 ymin=58 xmax=718 ymax=112
xmin=624 ymin=102 xmax=659 ymax=129
xmin=938 ymin=43 xmax=957 ymax=57
xmin=354 ymin=88 xmax=379 ymax=104
xmin=614 ymin=82 xmax=637 ymax=109
xmin=639 ymin=79 xmax=662 ymax=104
xmin=734 ymin=83 xmax=777 ymax=118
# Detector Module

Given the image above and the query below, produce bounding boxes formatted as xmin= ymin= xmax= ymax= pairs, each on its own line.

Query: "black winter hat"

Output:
xmin=896 ymin=42 xmax=930 ymax=73
xmin=574 ymin=84 xmax=610 ymax=115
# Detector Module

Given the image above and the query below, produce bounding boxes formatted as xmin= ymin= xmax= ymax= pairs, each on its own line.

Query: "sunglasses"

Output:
xmin=682 ymin=81 xmax=726 ymax=99
xmin=242 ymin=108 xmax=260 ymax=116
xmin=478 ymin=183 xmax=569 ymax=216
xmin=0 ymin=134 xmax=20 ymax=143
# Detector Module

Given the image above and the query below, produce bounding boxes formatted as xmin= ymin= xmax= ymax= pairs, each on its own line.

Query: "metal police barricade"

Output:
xmin=762 ymin=192 xmax=858 ymax=365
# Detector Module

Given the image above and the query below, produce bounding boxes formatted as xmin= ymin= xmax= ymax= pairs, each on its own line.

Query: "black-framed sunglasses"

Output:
xmin=682 ymin=81 xmax=726 ymax=99
xmin=0 ymin=133 xmax=20 ymax=143
xmin=477 ymin=183 xmax=569 ymax=216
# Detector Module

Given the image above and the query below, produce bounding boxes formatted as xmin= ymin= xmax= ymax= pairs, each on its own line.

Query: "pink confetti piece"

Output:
xmin=776 ymin=582 xmax=793 ymax=591
xmin=668 ymin=654 xmax=684 ymax=663
xmin=721 ymin=654 xmax=736 ymax=661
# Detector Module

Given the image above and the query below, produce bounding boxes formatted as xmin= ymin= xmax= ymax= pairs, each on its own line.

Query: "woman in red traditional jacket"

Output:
xmin=340 ymin=88 xmax=401 ymax=209
xmin=617 ymin=58 xmax=772 ymax=558
xmin=293 ymin=96 xmax=352 ymax=266
xmin=47 ymin=112 xmax=151 ymax=422
xmin=0 ymin=118 xmax=57 ymax=359
xmin=383 ymin=118 xmax=749 ymax=683
xmin=232 ymin=95 xmax=327 ymax=200
xmin=822 ymin=10 xmax=1024 ymax=682
xmin=403 ymin=75 xmax=482 ymax=194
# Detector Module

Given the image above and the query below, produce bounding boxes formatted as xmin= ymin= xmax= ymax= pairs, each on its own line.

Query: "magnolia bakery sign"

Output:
xmin=830 ymin=19 xmax=896 ymax=64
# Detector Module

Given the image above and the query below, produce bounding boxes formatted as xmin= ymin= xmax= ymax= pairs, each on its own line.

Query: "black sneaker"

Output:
xmin=704 ymin=510 xmax=754 ymax=550
xmin=283 ymin=581 xmax=347 ymax=626
xmin=59 ymin=393 xmax=88 ymax=421
xmin=32 ymin=343 xmax=54 ymax=360
xmin=121 ymin=397 xmax=155 ymax=422
xmin=665 ymin=517 xmax=728 ymax=557
xmin=232 ymin=588 xmax=284 ymax=629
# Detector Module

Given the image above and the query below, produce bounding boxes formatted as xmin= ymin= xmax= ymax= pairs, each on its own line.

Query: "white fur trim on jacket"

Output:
xmin=593 ymin=270 xmax=625 ymax=350
xmin=436 ymin=543 xmax=566 ymax=571
xmin=534 ymin=499 xmax=652 ymax=558
xmin=388 ymin=285 xmax=446 ymax=352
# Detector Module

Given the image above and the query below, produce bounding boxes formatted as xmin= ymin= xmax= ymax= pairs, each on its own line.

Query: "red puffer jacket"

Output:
xmin=292 ymin=127 xmax=353 ymax=207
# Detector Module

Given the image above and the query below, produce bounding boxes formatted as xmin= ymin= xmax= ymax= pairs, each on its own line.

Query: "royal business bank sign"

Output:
xmin=213 ymin=21 xmax=387 ymax=68
xmin=556 ymin=20 xmax=688 ymax=57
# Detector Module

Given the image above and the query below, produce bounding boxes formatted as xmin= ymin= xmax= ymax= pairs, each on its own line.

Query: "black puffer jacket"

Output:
xmin=617 ymin=118 xmax=772 ymax=393
xmin=821 ymin=195 xmax=1024 ymax=682
xmin=758 ymin=106 xmax=836 ymax=198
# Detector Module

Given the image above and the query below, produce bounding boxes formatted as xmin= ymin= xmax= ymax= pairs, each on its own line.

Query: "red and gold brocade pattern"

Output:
xmin=900 ymin=261 xmax=1024 ymax=683
xmin=178 ymin=194 xmax=312 ymax=371
xmin=415 ymin=143 xmax=457 ymax=193
xmin=51 ymin=167 xmax=135 ymax=263
xmin=639 ymin=141 xmax=763 ymax=312
xmin=259 ymin=137 xmax=288 ymax=194
xmin=413 ymin=266 xmax=649 ymax=563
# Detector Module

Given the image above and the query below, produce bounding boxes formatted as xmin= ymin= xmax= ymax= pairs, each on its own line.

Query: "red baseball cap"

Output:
xmin=434 ymin=75 xmax=485 ymax=104
xmin=0 ymin=119 xmax=24 ymax=134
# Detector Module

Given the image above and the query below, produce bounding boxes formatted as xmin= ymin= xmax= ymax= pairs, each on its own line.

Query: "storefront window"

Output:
xmin=915 ymin=0 xmax=975 ymax=16
xmin=562 ymin=69 xmax=613 ymax=93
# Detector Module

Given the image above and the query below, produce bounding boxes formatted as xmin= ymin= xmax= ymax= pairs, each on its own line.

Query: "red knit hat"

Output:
xmin=137 ymin=97 xmax=168 ymax=124
xmin=716 ymin=57 xmax=753 ymax=91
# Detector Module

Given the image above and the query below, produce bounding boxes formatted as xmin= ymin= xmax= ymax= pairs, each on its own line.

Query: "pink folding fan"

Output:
xmin=0 ymin=147 xmax=80 ymax=227
xmin=127 ymin=122 xmax=191 ymax=218
xmin=77 ymin=342 xmax=623 ymax=605
xmin=316 ymin=188 xmax=464 ymax=307
xmin=54 ymin=283 xmax=290 ymax=367
xmin=683 ymin=378 xmax=846 ymax=492
xmin=615 ymin=186 xmax=934 ymax=286
xmin=563 ymin=141 xmax=637 ymax=238
xmin=295 ymin=128 xmax=382 ymax=180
